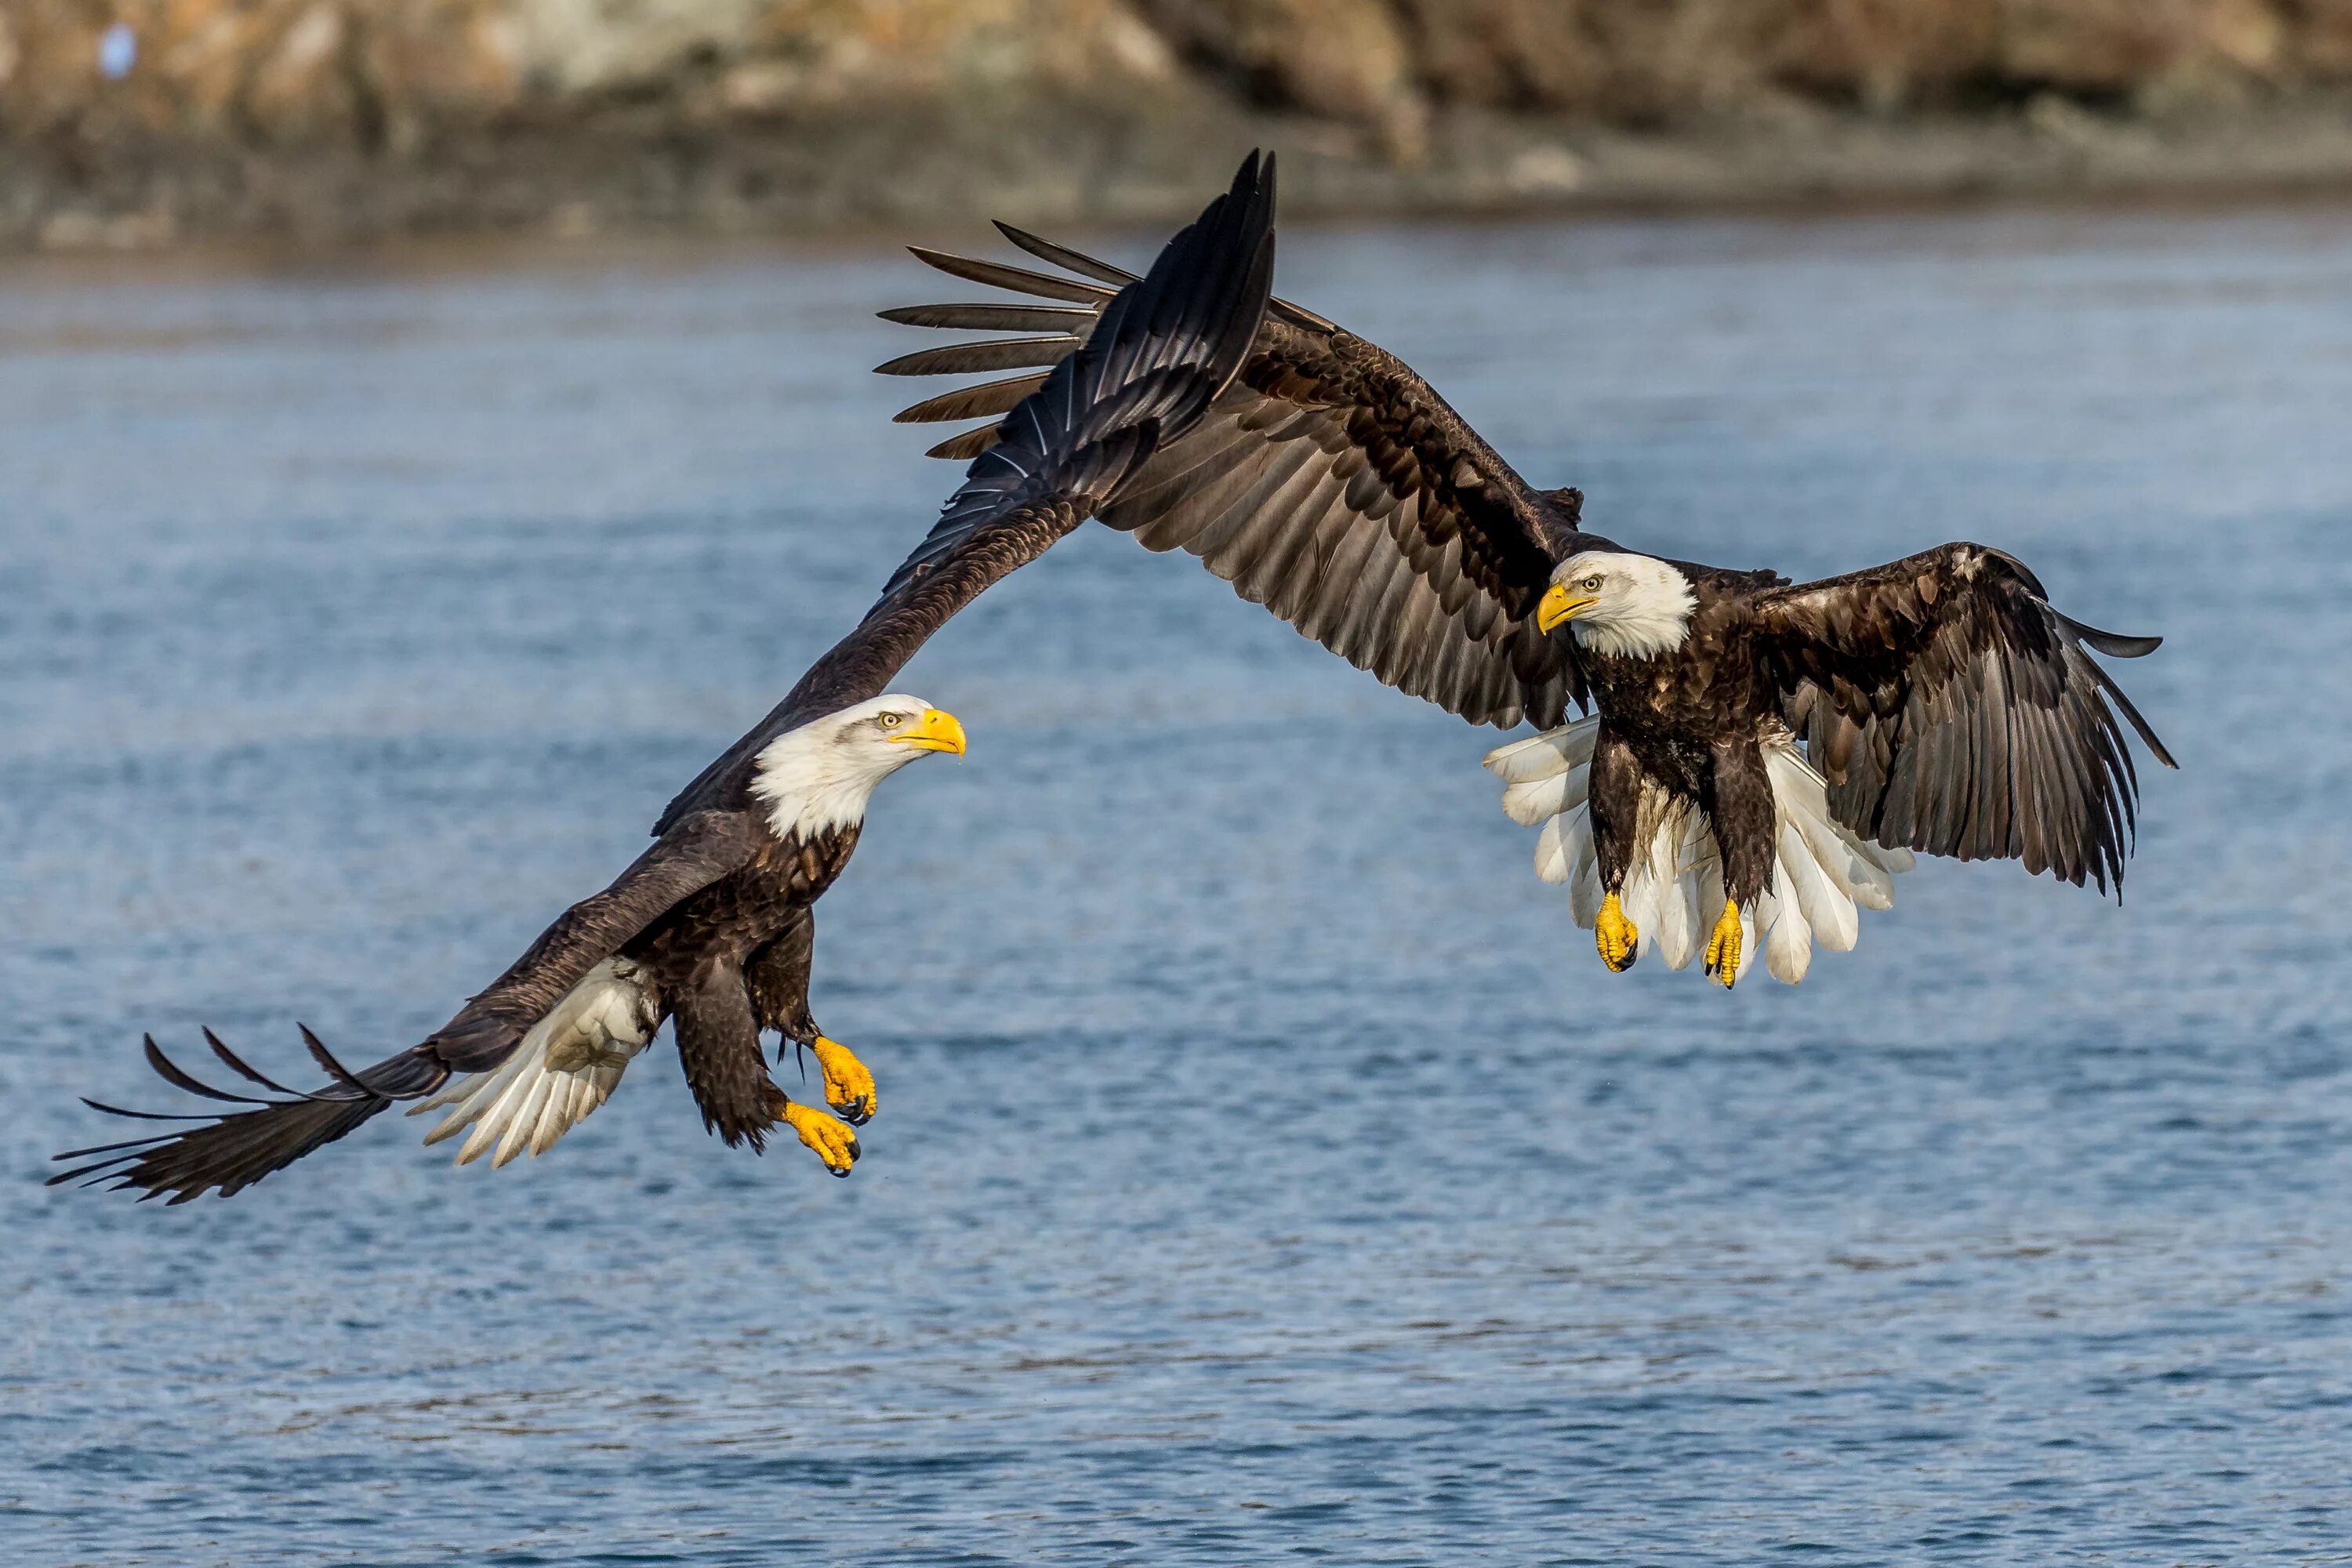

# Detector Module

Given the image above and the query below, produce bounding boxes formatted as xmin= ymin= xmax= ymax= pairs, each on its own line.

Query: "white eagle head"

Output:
xmin=1537 ymin=550 xmax=1697 ymax=660
xmin=750 ymin=693 xmax=967 ymax=841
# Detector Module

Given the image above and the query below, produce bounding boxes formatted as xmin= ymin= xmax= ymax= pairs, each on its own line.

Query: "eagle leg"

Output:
xmin=809 ymin=1036 xmax=877 ymax=1127
xmin=1595 ymin=893 xmax=1640 ymax=973
xmin=1702 ymin=900 xmax=1744 ymax=989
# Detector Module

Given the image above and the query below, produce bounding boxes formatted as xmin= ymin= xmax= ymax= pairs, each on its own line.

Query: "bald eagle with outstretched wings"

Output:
xmin=877 ymin=187 xmax=2174 ymax=987
xmin=53 ymin=155 xmax=1280 ymax=1201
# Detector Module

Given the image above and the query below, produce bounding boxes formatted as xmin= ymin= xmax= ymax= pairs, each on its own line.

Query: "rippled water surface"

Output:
xmin=4 ymin=199 xmax=2350 ymax=1565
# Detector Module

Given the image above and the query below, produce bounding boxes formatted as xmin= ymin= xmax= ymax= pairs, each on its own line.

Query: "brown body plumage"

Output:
xmin=1572 ymin=562 xmax=1791 ymax=909
xmin=630 ymin=822 xmax=860 ymax=1149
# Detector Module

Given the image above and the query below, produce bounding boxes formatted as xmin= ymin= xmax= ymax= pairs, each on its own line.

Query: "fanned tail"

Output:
xmin=49 ymin=1029 xmax=446 ymax=1203
xmin=1486 ymin=721 xmax=1913 ymax=986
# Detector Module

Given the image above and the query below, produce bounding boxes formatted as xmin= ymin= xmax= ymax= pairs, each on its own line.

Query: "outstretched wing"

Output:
xmin=51 ymin=809 xmax=758 ymax=1202
xmin=881 ymin=223 xmax=1588 ymax=728
xmin=1754 ymin=543 xmax=2176 ymax=893
xmin=657 ymin=151 xmax=1280 ymax=831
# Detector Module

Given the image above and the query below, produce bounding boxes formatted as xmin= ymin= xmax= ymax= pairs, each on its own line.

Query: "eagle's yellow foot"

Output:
xmin=780 ymin=1100 xmax=861 ymax=1178
xmin=1595 ymin=892 xmax=1639 ymax=972
xmin=1703 ymin=899 xmax=1744 ymax=989
xmin=810 ymin=1036 xmax=877 ymax=1126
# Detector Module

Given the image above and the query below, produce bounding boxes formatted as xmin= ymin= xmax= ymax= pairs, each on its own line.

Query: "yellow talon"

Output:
xmin=810 ymin=1036 xmax=877 ymax=1126
xmin=781 ymin=1100 xmax=861 ymax=1178
xmin=1704 ymin=899 xmax=1744 ymax=989
xmin=1595 ymin=891 xmax=1639 ymax=972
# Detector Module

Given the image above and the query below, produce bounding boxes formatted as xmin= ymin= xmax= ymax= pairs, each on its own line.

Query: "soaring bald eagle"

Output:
xmin=877 ymin=188 xmax=2173 ymax=987
xmin=53 ymin=155 xmax=1279 ymax=1201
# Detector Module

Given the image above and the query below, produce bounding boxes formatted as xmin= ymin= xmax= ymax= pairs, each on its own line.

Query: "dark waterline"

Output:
xmin=3 ymin=201 xmax=2350 ymax=1565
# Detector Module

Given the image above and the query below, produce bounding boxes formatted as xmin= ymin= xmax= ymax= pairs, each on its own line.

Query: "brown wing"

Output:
xmin=882 ymin=228 xmax=1589 ymax=729
xmin=1754 ymin=543 xmax=2176 ymax=893
xmin=49 ymin=808 xmax=759 ymax=1202
xmin=422 ymin=809 xmax=760 ymax=1069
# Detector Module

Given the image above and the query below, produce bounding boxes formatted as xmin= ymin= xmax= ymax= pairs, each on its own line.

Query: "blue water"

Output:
xmin=3 ymin=200 xmax=2350 ymax=1565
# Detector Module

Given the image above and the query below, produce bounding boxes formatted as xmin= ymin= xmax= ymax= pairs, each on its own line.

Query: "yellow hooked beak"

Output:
xmin=889 ymin=706 xmax=967 ymax=756
xmin=1537 ymin=584 xmax=1595 ymax=634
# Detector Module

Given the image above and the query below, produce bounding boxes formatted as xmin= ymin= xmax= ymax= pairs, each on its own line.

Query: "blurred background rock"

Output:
xmin=4 ymin=0 xmax=2352 ymax=247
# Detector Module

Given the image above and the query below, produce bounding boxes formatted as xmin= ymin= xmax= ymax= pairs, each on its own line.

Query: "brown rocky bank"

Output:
xmin=6 ymin=0 xmax=2352 ymax=249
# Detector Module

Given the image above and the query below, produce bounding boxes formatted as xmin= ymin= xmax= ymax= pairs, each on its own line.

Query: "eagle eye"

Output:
xmin=1581 ymin=575 xmax=1602 ymax=591
xmin=877 ymin=713 xmax=903 ymax=730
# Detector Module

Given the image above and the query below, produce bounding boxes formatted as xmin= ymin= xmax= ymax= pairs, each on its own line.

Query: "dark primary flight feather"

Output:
xmin=883 ymin=220 xmax=1588 ymax=730
xmin=52 ymin=152 xmax=1280 ymax=1203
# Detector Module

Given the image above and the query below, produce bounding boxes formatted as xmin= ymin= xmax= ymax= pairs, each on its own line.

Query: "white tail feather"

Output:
xmin=1656 ymin=808 xmax=1711 ymax=971
xmin=1621 ymin=858 xmax=1664 ymax=956
xmin=1649 ymin=865 xmax=1696 ymax=970
xmin=1535 ymin=811 xmax=1575 ymax=884
xmin=1502 ymin=768 xmax=1589 ymax=828
xmin=1778 ymin=819 xmax=1857 ymax=953
xmin=1761 ymin=880 xmax=1813 ymax=983
xmin=1484 ymin=721 xmax=1600 ymax=783
xmin=408 ymin=958 xmax=660 ymax=1166
xmin=1567 ymin=810 xmax=1603 ymax=928
xmin=1491 ymin=721 xmax=1911 ymax=985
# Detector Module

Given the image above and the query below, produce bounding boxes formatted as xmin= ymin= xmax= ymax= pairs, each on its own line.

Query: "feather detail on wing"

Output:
xmin=1755 ymin=543 xmax=2174 ymax=894
xmin=423 ymin=808 xmax=757 ymax=1072
xmin=409 ymin=958 xmax=662 ymax=1167
xmin=47 ymin=1028 xmax=446 ymax=1202
xmin=881 ymin=212 xmax=1592 ymax=730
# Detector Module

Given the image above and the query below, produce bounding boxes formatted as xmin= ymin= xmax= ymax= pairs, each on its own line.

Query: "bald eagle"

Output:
xmin=53 ymin=154 xmax=1279 ymax=1200
xmin=877 ymin=187 xmax=2173 ymax=987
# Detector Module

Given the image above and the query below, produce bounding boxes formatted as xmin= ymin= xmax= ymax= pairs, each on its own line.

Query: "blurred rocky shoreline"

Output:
xmin=6 ymin=1 xmax=2352 ymax=251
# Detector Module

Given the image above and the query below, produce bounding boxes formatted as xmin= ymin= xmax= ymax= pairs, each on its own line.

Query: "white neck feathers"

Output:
xmin=747 ymin=695 xmax=940 ymax=843
xmin=749 ymin=730 xmax=885 ymax=843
